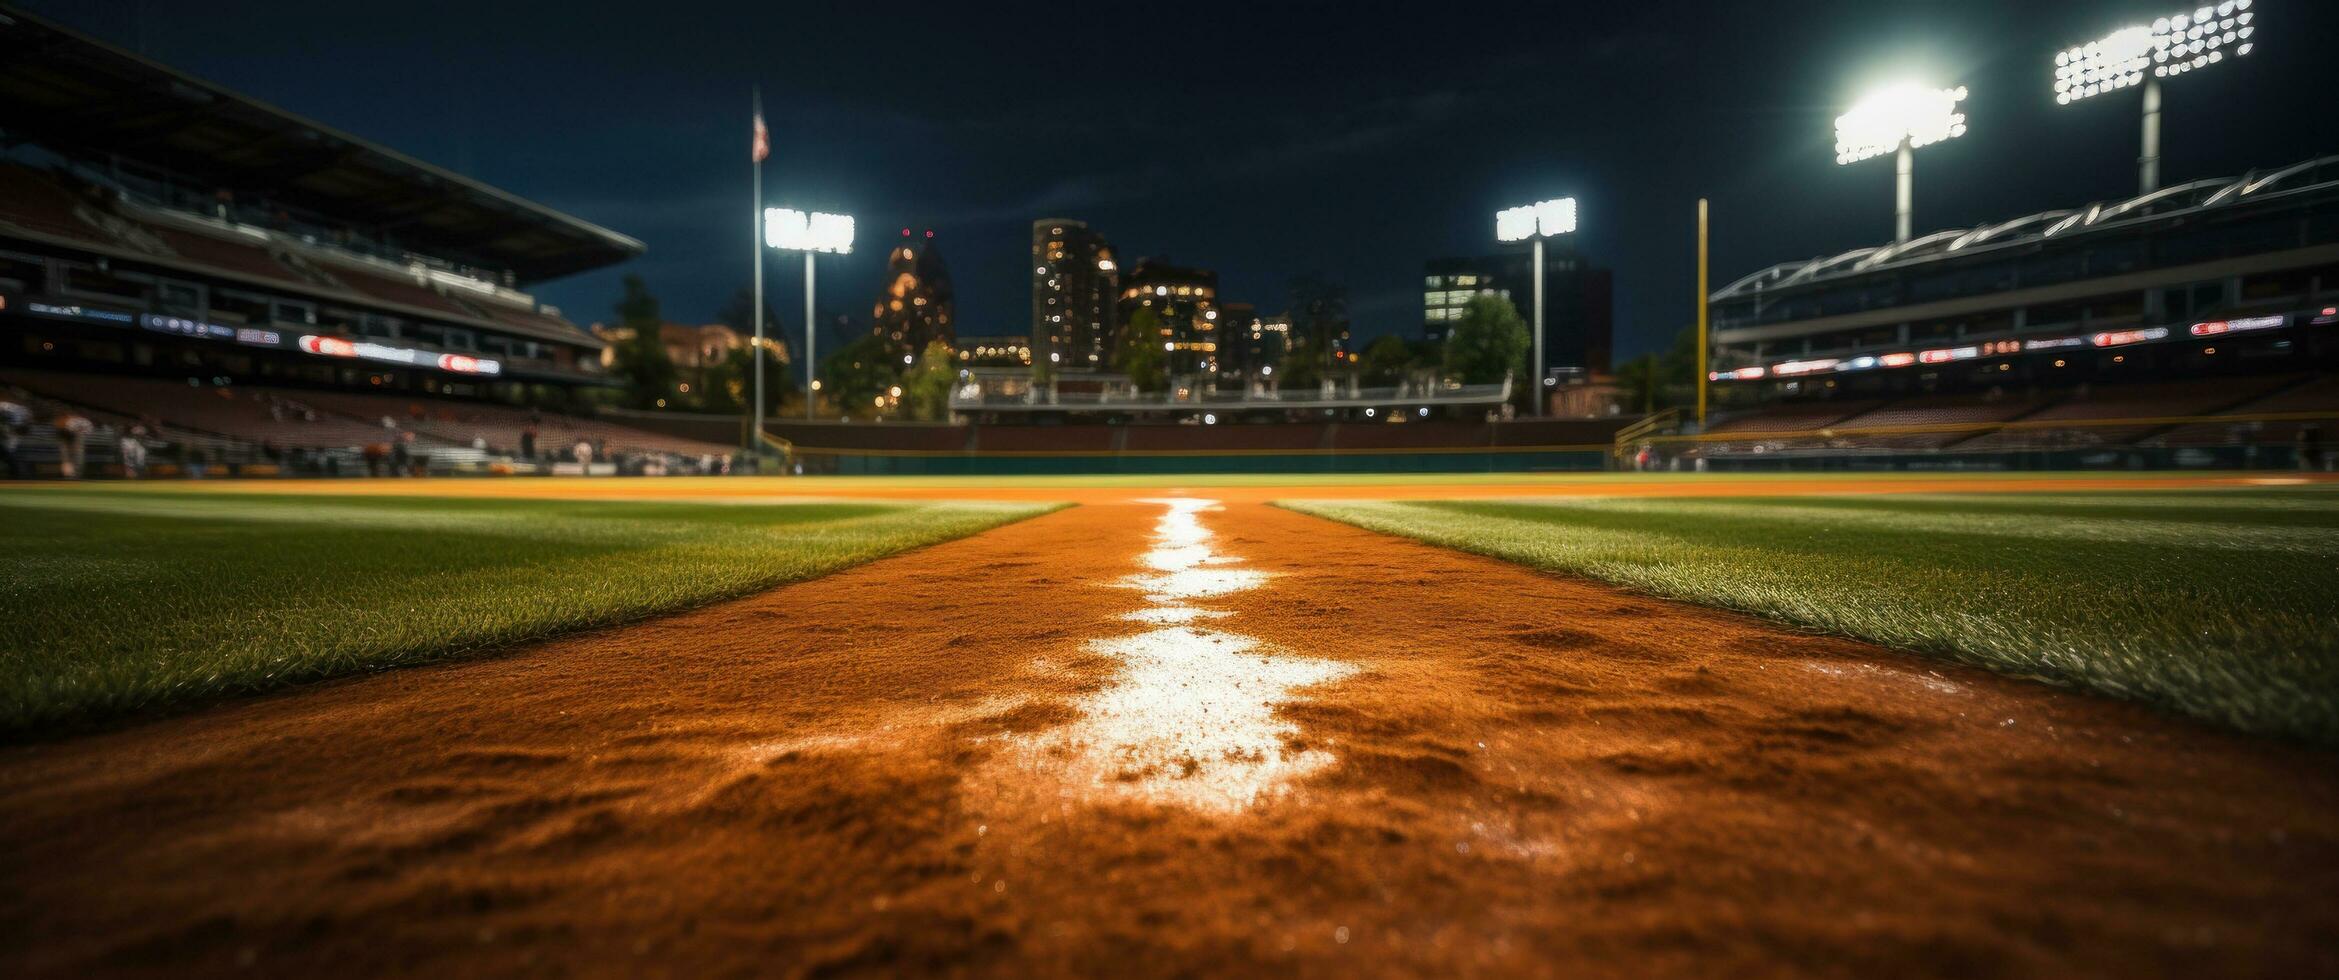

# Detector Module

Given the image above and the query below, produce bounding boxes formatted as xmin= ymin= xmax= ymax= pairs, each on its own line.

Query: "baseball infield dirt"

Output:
xmin=2 ymin=496 xmax=2334 ymax=977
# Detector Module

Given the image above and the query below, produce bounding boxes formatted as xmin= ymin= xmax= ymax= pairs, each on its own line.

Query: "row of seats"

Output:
xmin=0 ymin=164 xmax=574 ymax=339
xmin=1700 ymin=374 xmax=2332 ymax=453
xmin=0 ymin=369 xmax=734 ymax=459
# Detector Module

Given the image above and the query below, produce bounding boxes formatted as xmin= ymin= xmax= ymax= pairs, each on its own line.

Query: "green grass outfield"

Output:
xmin=0 ymin=488 xmax=1054 ymax=735
xmin=1284 ymin=487 xmax=2339 ymax=743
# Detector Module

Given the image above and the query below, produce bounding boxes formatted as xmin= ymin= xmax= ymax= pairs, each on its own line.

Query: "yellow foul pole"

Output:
xmin=1696 ymin=198 xmax=1710 ymax=428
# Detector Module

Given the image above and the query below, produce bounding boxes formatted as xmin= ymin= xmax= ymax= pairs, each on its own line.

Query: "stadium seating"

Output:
xmin=0 ymin=369 xmax=417 ymax=450
xmin=137 ymin=222 xmax=313 ymax=290
xmin=1703 ymin=400 xmax=1882 ymax=435
xmin=319 ymin=263 xmax=485 ymax=320
xmin=0 ymin=164 xmax=117 ymax=249
xmin=1827 ymin=392 xmax=2048 ymax=449
xmin=2153 ymin=375 xmax=2339 ymax=447
xmin=0 ymin=368 xmax=732 ymax=461
xmin=1957 ymin=376 xmax=2303 ymax=449
xmin=277 ymin=388 xmax=734 ymax=458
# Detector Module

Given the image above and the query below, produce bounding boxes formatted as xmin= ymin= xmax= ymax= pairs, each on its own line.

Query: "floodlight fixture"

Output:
xmin=763 ymin=208 xmax=856 ymax=254
xmin=1492 ymin=196 xmax=1580 ymax=412
xmin=764 ymin=207 xmax=857 ymax=420
xmin=2054 ymin=1 xmax=2259 ymax=193
xmin=1833 ymin=84 xmax=1968 ymax=166
xmin=1495 ymin=197 xmax=1577 ymax=243
xmin=1834 ymin=83 xmax=1968 ymax=243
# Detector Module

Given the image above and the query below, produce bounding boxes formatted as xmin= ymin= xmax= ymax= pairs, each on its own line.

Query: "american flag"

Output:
xmin=751 ymin=111 xmax=769 ymax=163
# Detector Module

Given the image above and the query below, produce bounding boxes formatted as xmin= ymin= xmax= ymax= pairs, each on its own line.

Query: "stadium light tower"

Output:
xmin=2055 ymin=1 xmax=2260 ymax=195
xmin=1494 ymin=197 xmax=1577 ymax=413
xmin=764 ymin=208 xmax=855 ymax=420
xmin=1835 ymin=83 xmax=1969 ymax=243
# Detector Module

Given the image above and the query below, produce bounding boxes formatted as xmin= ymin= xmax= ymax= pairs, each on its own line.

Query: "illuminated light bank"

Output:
xmin=1834 ymin=84 xmax=1969 ymax=165
xmin=2055 ymin=1 xmax=2257 ymax=105
xmin=762 ymin=208 xmax=856 ymax=254
xmin=1495 ymin=198 xmax=1578 ymax=243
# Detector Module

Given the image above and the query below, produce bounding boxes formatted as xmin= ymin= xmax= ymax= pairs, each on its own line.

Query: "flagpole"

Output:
xmin=749 ymin=87 xmax=765 ymax=460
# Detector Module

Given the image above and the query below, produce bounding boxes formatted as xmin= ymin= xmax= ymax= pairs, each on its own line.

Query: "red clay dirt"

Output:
xmin=2 ymin=496 xmax=2335 ymax=977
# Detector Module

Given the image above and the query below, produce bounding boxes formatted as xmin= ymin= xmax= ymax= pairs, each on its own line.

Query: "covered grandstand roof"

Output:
xmin=0 ymin=5 xmax=643 ymax=284
xmin=1714 ymin=154 xmax=2339 ymax=302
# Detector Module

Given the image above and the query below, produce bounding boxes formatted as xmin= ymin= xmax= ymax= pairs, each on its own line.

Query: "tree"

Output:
xmin=1277 ymin=333 xmax=1322 ymax=390
xmin=1115 ymin=306 xmax=1168 ymax=393
xmin=902 ymin=339 xmax=957 ymax=421
xmin=706 ymin=342 xmax=790 ymax=415
xmin=1441 ymin=293 xmax=1530 ymax=385
xmin=1615 ymin=326 xmax=1702 ymax=413
xmin=1356 ymin=334 xmax=1417 ymax=386
xmin=609 ymin=275 xmax=677 ymax=410
xmin=817 ymin=333 xmax=897 ymax=417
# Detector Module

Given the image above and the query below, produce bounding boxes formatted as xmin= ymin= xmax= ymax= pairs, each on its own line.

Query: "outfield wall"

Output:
xmin=766 ymin=419 xmax=1632 ymax=475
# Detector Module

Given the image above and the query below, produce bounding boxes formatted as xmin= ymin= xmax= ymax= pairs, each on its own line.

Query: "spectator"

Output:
xmin=55 ymin=412 xmax=92 ymax=479
xmin=362 ymin=442 xmax=388 ymax=477
xmin=472 ymin=434 xmax=488 ymax=452
xmin=574 ymin=438 xmax=594 ymax=471
xmin=119 ymin=425 xmax=148 ymax=478
xmin=392 ymin=430 xmax=415 ymax=476
xmin=0 ymin=395 xmax=27 ymax=479
xmin=520 ymin=422 xmax=538 ymax=460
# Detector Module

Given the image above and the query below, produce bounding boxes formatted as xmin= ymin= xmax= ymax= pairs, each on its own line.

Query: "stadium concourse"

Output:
xmin=2 ymin=473 xmax=2335 ymax=976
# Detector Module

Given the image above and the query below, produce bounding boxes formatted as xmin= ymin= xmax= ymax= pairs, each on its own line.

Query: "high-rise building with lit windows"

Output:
xmin=1117 ymin=258 xmax=1221 ymax=377
xmin=870 ymin=229 xmax=955 ymax=365
xmin=1030 ymin=219 xmax=1117 ymax=372
xmin=1422 ymin=250 xmax=1612 ymax=373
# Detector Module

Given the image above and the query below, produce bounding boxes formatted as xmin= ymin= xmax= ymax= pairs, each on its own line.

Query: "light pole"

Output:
xmin=763 ymin=208 xmax=855 ymax=422
xmin=2055 ymin=2 xmax=2259 ymax=196
xmin=1835 ymin=84 xmax=1969 ymax=244
xmin=1495 ymin=197 xmax=1577 ymax=413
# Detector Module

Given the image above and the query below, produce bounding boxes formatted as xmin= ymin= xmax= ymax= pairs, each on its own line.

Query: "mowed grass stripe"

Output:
xmin=1283 ymin=488 xmax=2339 ymax=742
xmin=0 ymin=489 xmax=1057 ymax=735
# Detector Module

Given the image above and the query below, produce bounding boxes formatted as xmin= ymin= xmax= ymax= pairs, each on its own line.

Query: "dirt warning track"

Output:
xmin=2 ymin=500 xmax=2335 ymax=977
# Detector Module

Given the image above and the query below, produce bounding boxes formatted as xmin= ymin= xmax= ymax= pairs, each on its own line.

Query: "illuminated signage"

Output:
xmin=1495 ymin=198 xmax=1578 ymax=242
xmin=1878 ymin=352 xmax=1918 ymax=368
xmin=27 ymin=302 xmax=135 ymax=325
xmin=2315 ymin=306 xmax=2339 ymax=326
xmin=763 ymin=208 xmax=856 ymax=254
xmin=2187 ymin=314 xmax=2285 ymax=337
xmin=2022 ymin=336 xmax=2088 ymax=351
xmin=1918 ymin=346 xmax=1980 ymax=364
xmin=298 ymin=335 xmax=502 ymax=376
xmin=142 ymin=314 xmax=237 ymax=342
xmin=1836 ymin=85 xmax=1969 ymax=165
xmin=2091 ymin=327 xmax=2170 ymax=347
xmin=1770 ymin=358 xmax=1841 ymax=376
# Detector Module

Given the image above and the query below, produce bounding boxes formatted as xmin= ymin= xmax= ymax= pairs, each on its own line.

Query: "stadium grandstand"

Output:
xmin=1675 ymin=154 xmax=2339 ymax=470
xmin=0 ymin=5 xmax=737 ymax=478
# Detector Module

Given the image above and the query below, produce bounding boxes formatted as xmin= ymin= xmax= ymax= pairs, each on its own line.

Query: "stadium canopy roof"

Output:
xmin=0 ymin=5 xmax=644 ymax=285
xmin=1714 ymin=154 xmax=2339 ymax=302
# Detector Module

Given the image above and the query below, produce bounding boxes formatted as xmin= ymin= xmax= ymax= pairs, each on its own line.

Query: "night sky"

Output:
xmin=31 ymin=0 xmax=2339 ymax=360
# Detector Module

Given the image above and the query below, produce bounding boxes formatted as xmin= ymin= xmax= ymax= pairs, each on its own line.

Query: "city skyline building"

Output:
xmin=1118 ymin=257 xmax=1222 ymax=378
xmin=1031 ymin=219 xmax=1119 ymax=372
xmin=869 ymin=229 xmax=955 ymax=365
xmin=1423 ymin=250 xmax=1613 ymax=375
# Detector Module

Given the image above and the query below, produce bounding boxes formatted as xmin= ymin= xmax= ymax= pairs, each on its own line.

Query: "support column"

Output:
xmin=2140 ymin=77 xmax=2163 ymax=196
xmin=1894 ymin=139 xmax=1914 ymax=244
